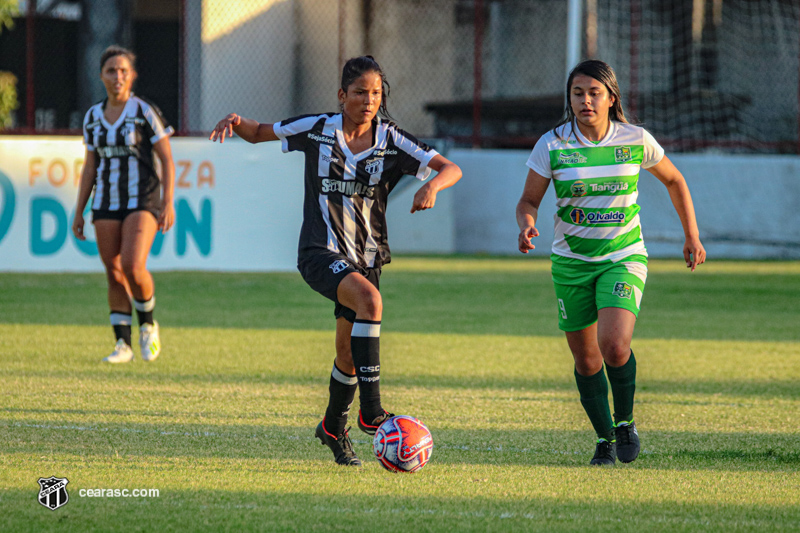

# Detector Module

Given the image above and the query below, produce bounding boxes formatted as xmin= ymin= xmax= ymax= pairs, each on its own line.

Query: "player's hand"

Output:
xmin=72 ymin=212 xmax=85 ymax=241
xmin=158 ymin=200 xmax=175 ymax=233
xmin=518 ymin=225 xmax=539 ymax=253
xmin=209 ymin=113 xmax=241 ymax=143
xmin=411 ymin=184 xmax=437 ymax=213
xmin=684 ymin=237 xmax=706 ymax=271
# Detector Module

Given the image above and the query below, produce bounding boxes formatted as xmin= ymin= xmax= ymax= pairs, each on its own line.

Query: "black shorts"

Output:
xmin=298 ymin=250 xmax=381 ymax=323
xmin=92 ymin=207 xmax=159 ymax=223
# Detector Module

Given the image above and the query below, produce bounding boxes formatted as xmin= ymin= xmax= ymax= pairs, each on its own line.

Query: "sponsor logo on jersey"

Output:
xmin=587 ymin=211 xmax=625 ymax=224
xmin=373 ymin=149 xmax=397 ymax=156
xmin=590 ymin=182 xmax=629 ymax=193
xmin=96 ymin=145 xmax=137 ymax=158
xmin=321 ymin=178 xmax=376 ymax=198
xmin=365 ymin=157 xmax=384 ymax=176
xmin=570 ymin=209 xmax=626 ymax=224
xmin=612 ymin=281 xmax=633 ymax=299
xmin=559 ymin=137 xmax=577 ymax=144
xmin=615 ymin=146 xmax=632 ymax=162
xmin=329 ymin=259 xmax=350 ymax=274
xmin=308 ymin=133 xmax=336 ymax=145
xmin=321 ymin=154 xmax=339 ymax=163
xmin=569 ymin=208 xmax=586 ymax=224
xmin=558 ymin=152 xmax=587 ymax=165
xmin=570 ymin=181 xmax=587 ymax=197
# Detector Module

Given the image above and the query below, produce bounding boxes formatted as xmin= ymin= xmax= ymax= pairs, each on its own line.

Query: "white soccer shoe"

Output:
xmin=103 ymin=338 xmax=134 ymax=363
xmin=139 ymin=321 xmax=161 ymax=362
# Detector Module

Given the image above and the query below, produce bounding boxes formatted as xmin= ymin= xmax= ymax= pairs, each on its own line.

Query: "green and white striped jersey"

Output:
xmin=527 ymin=120 xmax=664 ymax=262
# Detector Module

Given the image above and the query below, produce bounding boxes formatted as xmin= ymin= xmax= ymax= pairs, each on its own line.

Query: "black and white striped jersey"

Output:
xmin=273 ymin=113 xmax=438 ymax=269
xmin=82 ymin=95 xmax=174 ymax=212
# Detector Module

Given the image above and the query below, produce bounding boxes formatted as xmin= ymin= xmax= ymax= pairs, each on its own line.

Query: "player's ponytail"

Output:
xmin=554 ymin=60 xmax=629 ymax=141
xmin=340 ymin=56 xmax=393 ymax=120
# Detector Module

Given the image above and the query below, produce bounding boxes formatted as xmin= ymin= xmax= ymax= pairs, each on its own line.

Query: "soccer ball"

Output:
xmin=373 ymin=415 xmax=433 ymax=473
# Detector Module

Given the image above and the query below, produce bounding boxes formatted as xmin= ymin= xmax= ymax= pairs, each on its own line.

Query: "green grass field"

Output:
xmin=1 ymin=257 xmax=799 ymax=532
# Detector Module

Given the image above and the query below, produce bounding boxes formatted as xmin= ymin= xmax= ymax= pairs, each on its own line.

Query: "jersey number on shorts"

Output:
xmin=558 ymin=299 xmax=568 ymax=319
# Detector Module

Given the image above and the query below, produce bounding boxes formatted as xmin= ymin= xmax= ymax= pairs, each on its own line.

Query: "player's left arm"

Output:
xmin=410 ymin=155 xmax=462 ymax=214
xmin=153 ymin=137 xmax=176 ymax=233
xmin=646 ymin=155 xmax=706 ymax=271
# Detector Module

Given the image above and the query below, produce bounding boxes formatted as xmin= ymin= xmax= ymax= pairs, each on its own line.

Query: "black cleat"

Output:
xmin=590 ymin=438 xmax=617 ymax=465
xmin=615 ymin=421 xmax=640 ymax=463
xmin=357 ymin=410 xmax=394 ymax=436
xmin=315 ymin=420 xmax=362 ymax=466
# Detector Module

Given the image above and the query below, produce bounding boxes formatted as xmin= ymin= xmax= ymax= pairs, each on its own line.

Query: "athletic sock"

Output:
xmin=574 ymin=366 xmax=615 ymax=442
xmin=351 ymin=319 xmax=382 ymax=421
xmin=323 ymin=361 xmax=358 ymax=437
xmin=606 ymin=350 xmax=637 ymax=425
xmin=133 ymin=296 xmax=155 ymax=325
xmin=110 ymin=311 xmax=132 ymax=347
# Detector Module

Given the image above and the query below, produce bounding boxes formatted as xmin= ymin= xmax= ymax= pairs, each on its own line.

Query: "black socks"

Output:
xmin=351 ymin=319 xmax=382 ymax=421
xmin=323 ymin=362 xmax=358 ymax=437
xmin=110 ymin=311 xmax=132 ymax=347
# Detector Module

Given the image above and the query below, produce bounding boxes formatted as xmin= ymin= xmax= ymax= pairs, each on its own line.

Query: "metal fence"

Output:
xmin=2 ymin=0 xmax=799 ymax=152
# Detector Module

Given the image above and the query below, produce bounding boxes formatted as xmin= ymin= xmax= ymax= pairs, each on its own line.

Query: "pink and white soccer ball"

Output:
xmin=373 ymin=415 xmax=433 ymax=472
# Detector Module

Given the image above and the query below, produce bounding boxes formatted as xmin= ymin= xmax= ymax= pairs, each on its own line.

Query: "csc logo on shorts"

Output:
xmin=329 ymin=259 xmax=350 ymax=274
xmin=612 ymin=281 xmax=633 ymax=299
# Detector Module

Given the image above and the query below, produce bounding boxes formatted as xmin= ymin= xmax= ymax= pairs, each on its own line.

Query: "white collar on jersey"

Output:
xmin=333 ymin=114 xmax=387 ymax=161
xmin=100 ymin=94 xmax=136 ymax=130
xmin=571 ymin=119 xmax=617 ymax=146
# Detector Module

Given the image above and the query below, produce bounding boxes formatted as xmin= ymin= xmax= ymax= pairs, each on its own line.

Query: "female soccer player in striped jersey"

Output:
xmin=72 ymin=46 xmax=175 ymax=364
xmin=209 ymin=56 xmax=461 ymax=466
xmin=516 ymin=60 xmax=706 ymax=465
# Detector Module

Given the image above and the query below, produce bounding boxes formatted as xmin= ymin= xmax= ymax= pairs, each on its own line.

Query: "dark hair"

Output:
xmin=340 ymin=55 xmax=392 ymax=119
xmin=554 ymin=59 xmax=628 ymax=140
xmin=100 ymin=45 xmax=136 ymax=72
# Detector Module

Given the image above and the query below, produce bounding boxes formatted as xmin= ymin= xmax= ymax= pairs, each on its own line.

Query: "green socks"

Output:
xmin=574 ymin=367 xmax=615 ymax=442
xmin=606 ymin=350 xmax=637 ymax=425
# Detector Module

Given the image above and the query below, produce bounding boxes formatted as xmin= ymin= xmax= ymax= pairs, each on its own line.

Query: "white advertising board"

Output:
xmin=0 ymin=137 xmax=305 ymax=272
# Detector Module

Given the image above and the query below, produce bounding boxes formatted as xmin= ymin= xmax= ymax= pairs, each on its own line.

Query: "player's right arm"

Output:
xmin=209 ymin=113 xmax=279 ymax=144
xmin=516 ymin=169 xmax=549 ymax=254
xmin=72 ymin=149 xmax=97 ymax=241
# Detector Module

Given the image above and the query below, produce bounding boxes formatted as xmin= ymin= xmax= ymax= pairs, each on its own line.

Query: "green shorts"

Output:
xmin=551 ymin=254 xmax=648 ymax=332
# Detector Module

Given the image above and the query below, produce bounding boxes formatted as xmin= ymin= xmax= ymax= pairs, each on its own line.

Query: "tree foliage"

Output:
xmin=0 ymin=0 xmax=19 ymax=129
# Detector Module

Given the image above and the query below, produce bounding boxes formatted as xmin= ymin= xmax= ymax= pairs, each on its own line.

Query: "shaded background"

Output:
xmin=1 ymin=0 xmax=799 ymax=152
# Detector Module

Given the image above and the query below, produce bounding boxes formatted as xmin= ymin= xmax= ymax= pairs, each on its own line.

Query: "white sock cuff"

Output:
xmin=110 ymin=313 xmax=132 ymax=326
xmin=331 ymin=364 xmax=358 ymax=385
xmin=351 ymin=320 xmax=381 ymax=338
xmin=134 ymin=297 xmax=156 ymax=312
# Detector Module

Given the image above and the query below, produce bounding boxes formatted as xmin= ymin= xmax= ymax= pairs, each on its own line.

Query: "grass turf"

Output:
xmin=1 ymin=257 xmax=799 ymax=532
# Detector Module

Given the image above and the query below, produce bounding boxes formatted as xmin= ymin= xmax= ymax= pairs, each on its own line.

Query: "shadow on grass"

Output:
xmin=1 ymin=270 xmax=799 ymax=342
xmin=2 ymin=366 xmax=799 ymax=399
xmin=2 ymin=419 xmax=798 ymax=471
xmin=3 ymin=487 xmax=799 ymax=532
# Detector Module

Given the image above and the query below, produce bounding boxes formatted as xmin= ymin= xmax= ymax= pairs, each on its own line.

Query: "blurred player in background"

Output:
xmin=210 ymin=55 xmax=461 ymax=466
xmin=516 ymin=59 xmax=705 ymax=465
xmin=72 ymin=45 xmax=175 ymax=364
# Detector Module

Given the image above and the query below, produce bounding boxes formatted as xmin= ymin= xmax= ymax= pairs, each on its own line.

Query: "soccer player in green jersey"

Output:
xmin=516 ymin=60 xmax=706 ymax=465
